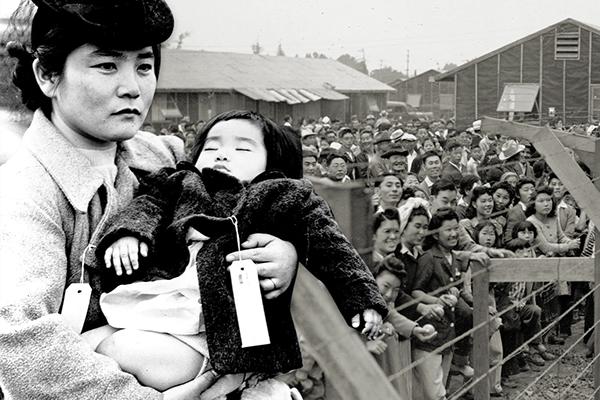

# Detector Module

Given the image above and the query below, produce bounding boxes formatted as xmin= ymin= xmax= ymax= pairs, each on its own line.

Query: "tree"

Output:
xmin=305 ymin=51 xmax=328 ymax=59
xmin=251 ymin=41 xmax=263 ymax=55
xmin=276 ymin=43 xmax=285 ymax=56
xmin=176 ymin=32 xmax=190 ymax=49
xmin=336 ymin=54 xmax=368 ymax=75
xmin=442 ymin=62 xmax=458 ymax=72
xmin=370 ymin=66 xmax=406 ymax=84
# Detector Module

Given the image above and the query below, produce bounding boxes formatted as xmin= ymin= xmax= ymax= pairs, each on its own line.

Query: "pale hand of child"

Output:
xmin=366 ymin=339 xmax=388 ymax=355
xmin=448 ymin=286 xmax=460 ymax=298
xmin=439 ymin=294 xmax=457 ymax=308
xmin=104 ymin=236 xmax=148 ymax=276
xmin=351 ymin=309 xmax=383 ymax=340
xmin=162 ymin=369 xmax=219 ymax=400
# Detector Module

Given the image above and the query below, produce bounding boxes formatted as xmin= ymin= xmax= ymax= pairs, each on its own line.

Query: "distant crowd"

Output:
xmin=146 ymin=111 xmax=597 ymax=399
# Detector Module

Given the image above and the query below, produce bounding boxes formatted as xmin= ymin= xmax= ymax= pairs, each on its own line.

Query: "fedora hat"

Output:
xmin=498 ymin=140 xmax=526 ymax=161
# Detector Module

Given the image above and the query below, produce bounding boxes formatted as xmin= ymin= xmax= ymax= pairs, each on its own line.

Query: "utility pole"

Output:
xmin=406 ymin=50 xmax=410 ymax=78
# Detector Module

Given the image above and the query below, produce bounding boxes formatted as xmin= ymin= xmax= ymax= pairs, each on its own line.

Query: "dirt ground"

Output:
xmin=448 ymin=318 xmax=596 ymax=400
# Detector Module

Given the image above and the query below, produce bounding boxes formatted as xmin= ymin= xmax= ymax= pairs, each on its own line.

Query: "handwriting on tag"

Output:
xmin=60 ymin=283 xmax=92 ymax=333
xmin=229 ymin=259 xmax=270 ymax=347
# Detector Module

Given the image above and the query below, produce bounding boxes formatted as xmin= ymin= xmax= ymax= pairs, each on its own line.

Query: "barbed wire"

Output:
xmin=558 ymin=350 xmax=600 ymax=399
xmin=449 ymin=281 xmax=600 ymax=400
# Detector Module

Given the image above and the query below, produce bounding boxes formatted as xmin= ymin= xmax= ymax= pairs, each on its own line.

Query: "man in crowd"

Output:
xmin=419 ymin=151 xmax=443 ymax=199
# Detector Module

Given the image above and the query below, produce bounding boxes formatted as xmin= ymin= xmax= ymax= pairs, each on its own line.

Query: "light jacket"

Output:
xmin=0 ymin=110 xmax=185 ymax=399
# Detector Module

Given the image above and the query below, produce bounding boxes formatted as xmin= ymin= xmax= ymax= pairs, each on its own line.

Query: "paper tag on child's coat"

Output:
xmin=60 ymin=283 xmax=92 ymax=333
xmin=229 ymin=259 xmax=270 ymax=347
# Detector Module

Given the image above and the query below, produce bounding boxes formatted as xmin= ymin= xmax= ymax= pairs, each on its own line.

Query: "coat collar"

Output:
xmin=430 ymin=245 xmax=456 ymax=276
xmin=24 ymin=111 xmax=105 ymax=213
xmin=24 ymin=110 xmax=139 ymax=213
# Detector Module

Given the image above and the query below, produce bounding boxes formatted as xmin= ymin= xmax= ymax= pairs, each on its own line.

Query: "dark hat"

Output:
xmin=382 ymin=144 xmax=409 ymax=159
xmin=31 ymin=0 xmax=174 ymax=49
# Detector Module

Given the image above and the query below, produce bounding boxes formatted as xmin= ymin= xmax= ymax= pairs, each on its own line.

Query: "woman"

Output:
xmin=0 ymin=1 xmax=298 ymax=399
xmin=374 ymin=174 xmax=403 ymax=213
xmin=491 ymin=181 xmax=516 ymax=230
xmin=459 ymin=186 xmax=504 ymax=248
xmin=526 ymin=187 xmax=580 ymax=256
xmin=372 ymin=209 xmax=402 ymax=264
xmin=526 ymin=186 xmax=580 ymax=338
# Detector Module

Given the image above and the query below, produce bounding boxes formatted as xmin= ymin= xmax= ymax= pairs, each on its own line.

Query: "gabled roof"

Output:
xmin=388 ymin=69 xmax=440 ymax=87
xmin=157 ymin=49 xmax=395 ymax=94
xmin=436 ymin=18 xmax=600 ymax=81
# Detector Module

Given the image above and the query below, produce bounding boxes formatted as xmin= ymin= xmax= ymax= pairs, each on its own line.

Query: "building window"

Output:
xmin=555 ymin=30 xmax=580 ymax=60
xmin=591 ymin=85 xmax=600 ymax=121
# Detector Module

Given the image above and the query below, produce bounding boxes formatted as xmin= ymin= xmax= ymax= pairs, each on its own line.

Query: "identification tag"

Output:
xmin=60 ymin=283 xmax=92 ymax=333
xmin=229 ymin=259 xmax=270 ymax=347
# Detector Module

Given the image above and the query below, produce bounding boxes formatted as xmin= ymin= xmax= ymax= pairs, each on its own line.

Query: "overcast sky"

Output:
xmin=2 ymin=0 xmax=600 ymax=75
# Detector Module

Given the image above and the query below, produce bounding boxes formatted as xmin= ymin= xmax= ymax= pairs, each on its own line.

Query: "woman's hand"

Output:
xmin=225 ymin=233 xmax=298 ymax=300
xmin=568 ymin=238 xmax=581 ymax=250
xmin=412 ymin=325 xmax=437 ymax=342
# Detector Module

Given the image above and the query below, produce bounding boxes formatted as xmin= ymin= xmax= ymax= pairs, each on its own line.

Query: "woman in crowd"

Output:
xmin=459 ymin=186 xmax=504 ymax=247
xmin=372 ymin=209 xmax=402 ymax=265
xmin=0 ymin=1 xmax=299 ymax=398
xmin=491 ymin=181 xmax=516 ymax=230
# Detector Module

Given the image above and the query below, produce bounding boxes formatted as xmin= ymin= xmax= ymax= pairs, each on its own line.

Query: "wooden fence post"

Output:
xmin=291 ymin=267 xmax=403 ymax=400
xmin=593 ymin=141 xmax=600 ymax=400
xmin=472 ymin=260 xmax=490 ymax=400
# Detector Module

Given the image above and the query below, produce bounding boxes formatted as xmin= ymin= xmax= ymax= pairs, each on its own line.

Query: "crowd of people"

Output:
xmin=283 ymin=111 xmax=595 ymax=399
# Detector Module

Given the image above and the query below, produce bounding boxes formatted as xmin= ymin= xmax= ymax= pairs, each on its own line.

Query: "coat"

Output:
xmin=90 ymin=163 xmax=388 ymax=374
xmin=0 ymin=110 xmax=185 ymax=400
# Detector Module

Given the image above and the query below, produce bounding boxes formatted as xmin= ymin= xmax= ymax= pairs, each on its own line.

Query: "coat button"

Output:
xmin=450 ymin=278 xmax=454 ymax=282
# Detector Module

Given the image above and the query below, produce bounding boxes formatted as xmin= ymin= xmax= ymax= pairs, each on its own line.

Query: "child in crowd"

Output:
xmin=84 ymin=110 xmax=387 ymax=397
xmin=496 ymin=239 xmax=556 ymax=381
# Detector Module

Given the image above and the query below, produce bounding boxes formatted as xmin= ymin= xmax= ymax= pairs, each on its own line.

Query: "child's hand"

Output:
xmin=104 ymin=236 xmax=148 ymax=276
xmin=352 ymin=309 xmax=383 ymax=340
xmin=448 ymin=287 xmax=460 ymax=298
xmin=568 ymin=239 xmax=581 ymax=250
xmin=366 ymin=339 xmax=387 ymax=355
xmin=439 ymin=294 xmax=458 ymax=307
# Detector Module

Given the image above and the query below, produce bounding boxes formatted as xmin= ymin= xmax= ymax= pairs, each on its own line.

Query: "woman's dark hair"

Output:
xmin=459 ymin=174 xmax=480 ymax=196
xmin=473 ymin=220 xmax=498 ymax=246
xmin=407 ymin=205 xmax=430 ymax=226
xmin=189 ymin=110 xmax=302 ymax=179
xmin=8 ymin=23 xmax=163 ymax=114
xmin=471 ymin=186 xmax=494 ymax=205
xmin=373 ymin=208 xmax=400 ymax=234
xmin=511 ymin=220 xmax=538 ymax=240
xmin=525 ymin=186 xmax=557 ymax=218
xmin=424 ymin=207 xmax=459 ymax=250
xmin=373 ymin=254 xmax=406 ymax=280
xmin=491 ymin=181 xmax=516 ymax=208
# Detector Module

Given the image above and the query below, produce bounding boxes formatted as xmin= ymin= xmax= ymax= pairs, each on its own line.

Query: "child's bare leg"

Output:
xmin=96 ymin=329 xmax=204 ymax=391
xmin=81 ymin=325 xmax=119 ymax=350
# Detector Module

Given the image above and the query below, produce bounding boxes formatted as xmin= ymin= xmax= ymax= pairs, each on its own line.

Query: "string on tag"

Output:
xmin=228 ymin=216 xmax=243 ymax=262
xmin=79 ymin=244 xmax=96 ymax=284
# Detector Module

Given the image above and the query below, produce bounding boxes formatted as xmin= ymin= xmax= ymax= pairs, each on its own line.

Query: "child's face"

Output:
xmin=477 ymin=225 xmax=497 ymax=247
xmin=517 ymin=229 xmax=535 ymax=244
xmin=195 ymin=119 xmax=268 ymax=182
xmin=376 ymin=270 xmax=401 ymax=304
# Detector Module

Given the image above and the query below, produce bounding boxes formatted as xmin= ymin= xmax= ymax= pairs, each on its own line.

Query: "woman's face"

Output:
xmin=475 ymin=193 xmax=494 ymax=217
xmin=549 ymin=178 xmax=565 ymax=200
xmin=402 ymin=215 xmax=429 ymax=247
xmin=493 ymin=188 xmax=511 ymax=211
xmin=48 ymin=44 xmax=156 ymax=144
xmin=435 ymin=219 xmax=459 ymax=250
xmin=379 ymin=176 xmax=402 ymax=206
xmin=477 ymin=225 xmax=497 ymax=247
xmin=534 ymin=193 xmax=554 ymax=216
xmin=373 ymin=219 xmax=401 ymax=255
xmin=517 ymin=229 xmax=535 ymax=244
xmin=195 ymin=119 xmax=268 ymax=182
